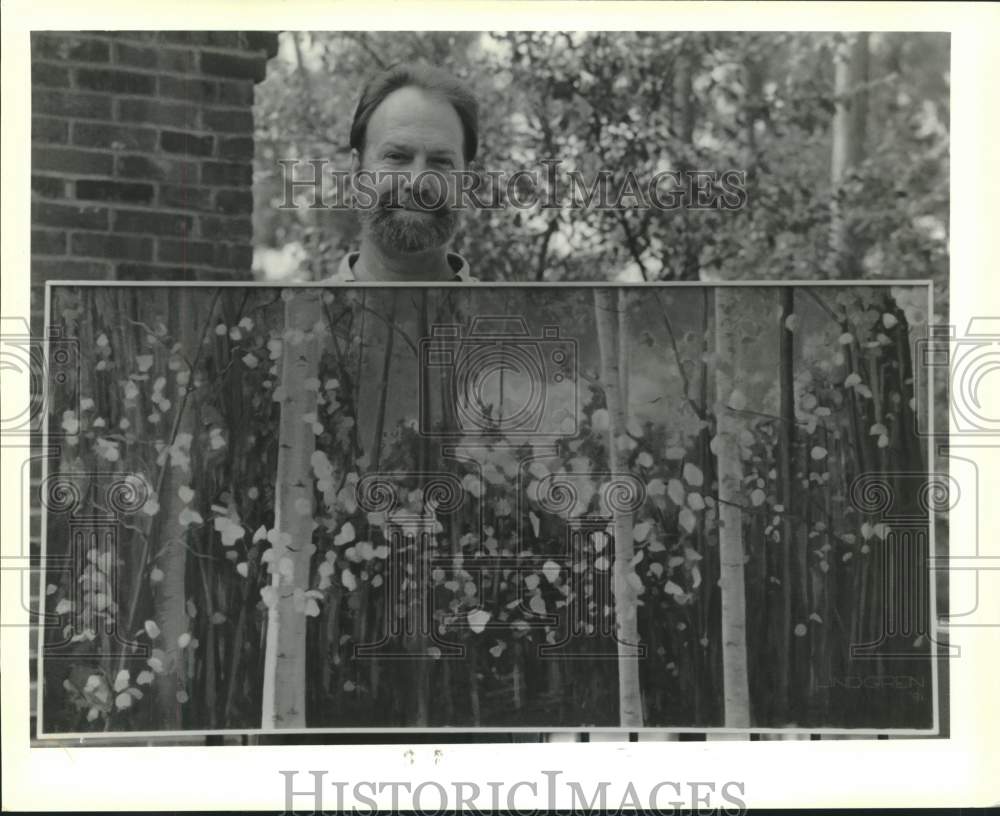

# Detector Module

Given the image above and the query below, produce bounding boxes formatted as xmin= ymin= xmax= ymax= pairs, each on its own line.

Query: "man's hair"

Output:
xmin=349 ymin=62 xmax=479 ymax=163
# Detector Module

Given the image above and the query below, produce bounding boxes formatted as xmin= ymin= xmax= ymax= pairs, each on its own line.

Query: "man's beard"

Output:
xmin=357 ymin=190 xmax=459 ymax=254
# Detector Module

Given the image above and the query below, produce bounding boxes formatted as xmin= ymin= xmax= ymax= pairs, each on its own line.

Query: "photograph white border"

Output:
xmin=3 ymin=1 xmax=998 ymax=811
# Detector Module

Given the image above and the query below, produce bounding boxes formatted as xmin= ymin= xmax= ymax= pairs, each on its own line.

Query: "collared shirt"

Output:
xmin=323 ymin=250 xmax=476 ymax=282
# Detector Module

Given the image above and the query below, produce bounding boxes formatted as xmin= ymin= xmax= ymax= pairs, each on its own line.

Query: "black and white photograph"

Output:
xmin=37 ymin=282 xmax=938 ymax=736
xmin=4 ymin=2 xmax=998 ymax=812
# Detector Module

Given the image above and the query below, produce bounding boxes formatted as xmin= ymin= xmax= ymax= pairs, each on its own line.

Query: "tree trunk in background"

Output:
xmin=261 ymin=289 xmax=322 ymax=729
xmin=776 ymin=288 xmax=796 ymax=724
xmin=673 ymin=41 xmax=701 ymax=281
xmin=594 ymin=289 xmax=643 ymax=727
xmin=830 ymin=32 xmax=870 ymax=277
xmin=151 ymin=288 xmax=199 ymax=729
xmin=713 ymin=289 xmax=751 ymax=728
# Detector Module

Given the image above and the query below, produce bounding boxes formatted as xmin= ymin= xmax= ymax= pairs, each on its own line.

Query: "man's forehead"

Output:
xmin=366 ymin=86 xmax=464 ymax=152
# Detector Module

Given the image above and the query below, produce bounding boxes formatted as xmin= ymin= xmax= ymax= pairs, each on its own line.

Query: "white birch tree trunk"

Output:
xmin=261 ymin=289 xmax=323 ymax=729
xmin=594 ymin=288 xmax=643 ymax=728
xmin=713 ymin=289 xmax=751 ymax=728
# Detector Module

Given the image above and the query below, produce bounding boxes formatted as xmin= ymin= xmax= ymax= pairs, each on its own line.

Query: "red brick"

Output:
xmin=32 ymin=62 xmax=71 ymax=88
xmin=116 ymin=154 xmax=198 ymax=184
xmin=71 ymin=232 xmax=153 ymax=260
xmin=32 ymin=116 xmax=69 ymax=145
xmin=32 ymin=34 xmax=110 ymax=63
xmin=202 ymin=108 xmax=253 ymax=133
xmin=33 ymin=258 xmax=112 ymax=282
xmin=32 ymin=175 xmax=65 ymax=198
xmin=159 ymin=75 xmax=216 ymax=103
xmin=75 ymin=179 xmax=155 ymax=205
xmin=32 ymin=147 xmax=114 ymax=175
xmin=32 ymin=89 xmax=112 ymax=119
xmin=217 ymin=135 xmax=254 ymax=161
xmin=160 ymin=31 xmax=242 ymax=48
xmin=160 ymin=130 xmax=214 ymax=156
xmin=216 ymin=79 xmax=255 ymax=107
xmin=159 ymin=185 xmax=214 ymax=211
xmin=117 ymin=98 xmax=200 ymax=129
xmin=214 ymin=189 xmax=253 ymax=214
xmin=33 ymin=202 xmax=109 ymax=230
xmin=202 ymin=161 xmax=252 ymax=186
xmin=114 ymin=209 xmax=194 ymax=236
xmin=75 ymin=68 xmax=156 ymax=96
xmin=32 ymin=230 xmax=67 ymax=256
xmin=199 ymin=215 xmax=252 ymax=241
xmin=200 ymin=51 xmax=267 ymax=82
xmin=72 ymin=121 xmax=158 ymax=152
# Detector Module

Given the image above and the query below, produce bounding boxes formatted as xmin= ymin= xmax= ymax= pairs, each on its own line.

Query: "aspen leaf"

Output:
xmin=260 ymin=585 xmax=278 ymax=609
xmin=728 ymin=390 xmax=747 ymax=411
xmin=664 ymin=445 xmax=686 ymax=460
xmin=636 ymin=451 xmax=653 ymax=468
xmin=177 ymin=632 xmax=191 ymax=649
xmin=529 ymin=594 xmax=547 ymax=615
xmin=136 ymin=670 xmax=154 ymax=686
xmin=333 ymin=522 xmax=356 ymax=547
xmin=664 ymin=580 xmax=684 ymax=597
xmin=55 ymin=598 xmax=73 ymax=615
xmin=468 ymin=609 xmax=491 ymax=634
xmin=524 ymin=574 xmax=540 ymax=591
xmin=591 ymin=408 xmax=610 ymax=432
xmin=678 ymin=508 xmax=696 ymax=534
xmin=341 ymin=568 xmax=357 ymax=591
xmin=542 ymin=560 xmax=560 ymax=583
xmin=646 ymin=478 xmax=666 ymax=497
xmin=794 ymin=623 xmax=807 ymax=637
xmin=632 ymin=521 xmax=651 ymax=542
xmin=144 ymin=620 xmax=160 ymax=639
xmin=810 ymin=446 xmax=828 ymax=461
xmin=236 ymin=562 xmax=249 ymax=578
xmin=667 ymin=479 xmax=685 ymax=507
xmin=687 ymin=492 xmax=705 ymax=511
xmin=683 ymin=463 xmax=704 ymax=487
xmin=178 ymin=485 xmax=194 ymax=504
xmin=115 ymin=692 xmax=133 ymax=710
xmin=844 ymin=372 xmax=862 ymax=388
xmin=882 ymin=313 xmax=898 ymax=329
xmin=838 ymin=333 xmax=854 ymax=345
xmin=750 ymin=488 xmax=766 ymax=506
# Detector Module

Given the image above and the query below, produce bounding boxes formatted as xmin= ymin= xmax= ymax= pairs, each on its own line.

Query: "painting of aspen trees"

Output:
xmin=38 ymin=283 xmax=940 ymax=735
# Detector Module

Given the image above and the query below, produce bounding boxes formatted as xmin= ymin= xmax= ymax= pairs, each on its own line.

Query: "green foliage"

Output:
xmin=255 ymin=32 xmax=948 ymax=291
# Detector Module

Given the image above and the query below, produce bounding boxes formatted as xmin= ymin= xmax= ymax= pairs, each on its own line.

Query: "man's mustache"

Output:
xmin=375 ymin=190 xmax=452 ymax=214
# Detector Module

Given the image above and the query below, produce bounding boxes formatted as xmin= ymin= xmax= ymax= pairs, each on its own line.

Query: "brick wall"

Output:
xmin=30 ymin=31 xmax=278 ymax=290
xmin=27 ymin=30 xmax=277 ymax=739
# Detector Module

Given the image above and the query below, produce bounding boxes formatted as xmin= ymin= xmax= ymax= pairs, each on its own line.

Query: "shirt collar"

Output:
xmin=328 ymin=251 xmax=474 ymax=282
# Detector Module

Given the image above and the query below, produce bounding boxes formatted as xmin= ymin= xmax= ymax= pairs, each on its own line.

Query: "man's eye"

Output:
xmin=432 ymin=158 xmax=455 ymax=168
xmin=385 ymin=152 xmax=406 ymax=161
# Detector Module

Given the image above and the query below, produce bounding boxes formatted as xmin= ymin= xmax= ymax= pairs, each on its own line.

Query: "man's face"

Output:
xmin=352 ymin=86 xmax=466 ymax=254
